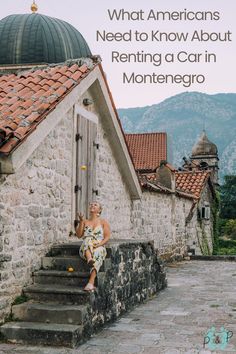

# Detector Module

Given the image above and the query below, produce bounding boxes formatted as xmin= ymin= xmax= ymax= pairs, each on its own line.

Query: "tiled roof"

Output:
xmin=140 ymin=170 xmax=210 ymax=199
xmin=125 ymin=132 xmax=167 ymax=171
xmin=175 ymin=171 xmax=210 ymax=199
xmin=0 ymin=62 xmax=94 ymax=155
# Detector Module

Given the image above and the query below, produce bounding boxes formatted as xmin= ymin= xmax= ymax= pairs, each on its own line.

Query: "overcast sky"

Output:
xmin=1 ymin=0 xmax=236 ymax=108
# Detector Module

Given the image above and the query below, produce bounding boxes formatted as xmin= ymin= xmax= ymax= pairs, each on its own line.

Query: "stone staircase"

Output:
xmin=0 ymin=240 xmax=167 ymax=348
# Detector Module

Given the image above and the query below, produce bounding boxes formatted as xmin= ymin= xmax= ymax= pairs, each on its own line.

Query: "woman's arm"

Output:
xmin=75 ymin=213 xmax=86 ymax=239
xmin=95 ymin=220 xmax=111 ymax=247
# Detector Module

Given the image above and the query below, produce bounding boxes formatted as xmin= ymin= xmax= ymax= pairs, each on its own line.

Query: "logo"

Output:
xmin=204 ymin=326 xmax=233 ymax=350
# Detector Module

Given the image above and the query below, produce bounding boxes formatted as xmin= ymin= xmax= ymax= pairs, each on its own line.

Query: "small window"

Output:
xmin=201 ymin=207 xmax=205 ymax=218
xmin=201 ymin=206 xmax=210 ymax=220
xmin=200 ymin=161 xmax=209 ymax=170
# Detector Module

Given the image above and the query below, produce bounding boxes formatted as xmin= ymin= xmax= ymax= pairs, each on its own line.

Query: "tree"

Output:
xmin=220 ymin=175 xmax=236 ymax=219
xmin=223 ymin=220 xmax=236 ymax=240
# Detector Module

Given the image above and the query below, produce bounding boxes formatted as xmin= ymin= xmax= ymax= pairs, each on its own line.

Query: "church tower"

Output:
xmin=190 ymin=130 xmax=219 ymax=185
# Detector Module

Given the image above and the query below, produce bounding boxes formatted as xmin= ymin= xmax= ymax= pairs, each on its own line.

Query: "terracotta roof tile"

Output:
xmin=78 ymin=64 xmax=88 ymax=73
xmin=58 ymin=76 xmax=68 ymax=84
xmin=125 ymin=132 xmax=167 ymax=171
xmin=71 ymin=71 xmax=83 ymax=81
xmin=52 ymin=73 xmax=62 ymax=81
xmin=0 ymin=62 xmax=95 ymax=155
xmin=63 ymin=79 xmax=75 ymax=89
xmin=0 ymin=137 xmax=18 ymax=153
xmin=175 ymin=171 xmax=210 ymax=198
xmin=25 ymin=112 xmax=41 ymax=123
xmin=55 ymin=86 xmax=67 ymax=96
xmin=68 ymin=63 xmax=79 ymax=73
xmin=140 ymin=170 xmax=210 ymax=199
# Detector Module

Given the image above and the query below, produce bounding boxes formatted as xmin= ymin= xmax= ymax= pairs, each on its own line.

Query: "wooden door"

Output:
xmin=74 ymin=114 xmax=97 ymax=226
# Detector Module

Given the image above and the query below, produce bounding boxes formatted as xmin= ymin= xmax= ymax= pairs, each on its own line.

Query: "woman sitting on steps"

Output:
xmin=76 ymin=201 xmax=111 ymax=292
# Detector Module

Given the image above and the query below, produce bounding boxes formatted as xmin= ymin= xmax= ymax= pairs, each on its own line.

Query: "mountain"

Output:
xmin=118 ymin=92 xmax=236 ymax=181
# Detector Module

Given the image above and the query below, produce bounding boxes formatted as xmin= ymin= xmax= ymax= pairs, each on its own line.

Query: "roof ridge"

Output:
xmin=125 ymin=132 xmax=166 ymax=136
xmin=175 ymin=170 xmax=210 ymax=174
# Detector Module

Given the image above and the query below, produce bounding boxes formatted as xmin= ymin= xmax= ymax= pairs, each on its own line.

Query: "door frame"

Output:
xmin=71 ymin=104 xmax=98 ymax=229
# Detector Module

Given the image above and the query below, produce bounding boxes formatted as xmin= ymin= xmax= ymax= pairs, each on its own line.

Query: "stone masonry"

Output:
xmin=0 ymin=90 xmax=214 ymax=323
xmin=0 ymin=240 xmax=167 ymax=347
xmin=0 ymin=108 xmax=74 ymax=321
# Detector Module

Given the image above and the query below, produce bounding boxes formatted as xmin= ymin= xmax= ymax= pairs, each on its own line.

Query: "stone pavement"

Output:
xmin=0 ymin=260 xmax=236 ymax=354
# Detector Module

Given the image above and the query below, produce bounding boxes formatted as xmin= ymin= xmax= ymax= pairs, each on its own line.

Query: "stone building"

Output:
xmin=125 ymin=132 xmax=169 ymax=173
xmin=183 ymin=130 xmax=219 ymax=186
xmin=125 ymin=133 xmax=219 ymax=258
xmin=0 ymin=8 xmax=218 ymax=324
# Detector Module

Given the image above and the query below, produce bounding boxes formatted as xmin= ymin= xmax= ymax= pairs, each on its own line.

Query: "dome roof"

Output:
xmin=192 ymin=131 xmax=218 ymax=156
xmin=0 ymin=14 xmax=91 ymax=65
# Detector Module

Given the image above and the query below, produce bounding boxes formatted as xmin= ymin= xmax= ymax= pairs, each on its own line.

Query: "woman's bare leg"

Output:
xmin=88 ymin=269 xmax=97 ymax=285
xmin=85 ymin=249 xmax=92 ymax=261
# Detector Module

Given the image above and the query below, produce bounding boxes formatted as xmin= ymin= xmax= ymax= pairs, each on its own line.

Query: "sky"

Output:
xmin=1 ymin=0 xmax=236 ymax=108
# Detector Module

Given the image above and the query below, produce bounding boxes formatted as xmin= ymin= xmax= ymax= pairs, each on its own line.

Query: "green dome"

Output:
xmin=0 ymin=14 xmax=92 ymax=65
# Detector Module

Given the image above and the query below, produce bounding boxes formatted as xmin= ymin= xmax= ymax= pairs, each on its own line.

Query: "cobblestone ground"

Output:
xmin=0 ymin=260 xmax=236 ymax=354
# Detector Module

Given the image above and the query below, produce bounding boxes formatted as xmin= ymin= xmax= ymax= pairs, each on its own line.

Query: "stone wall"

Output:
xmin=95 ymin=120 xmax=134 ymax=240
xmin=0 ymin=240 xmax=167 ymax=347
xmin=86 ymin=240 xmax=167 ymax=334
xmin=0 ymin=93 xmax=214 ymax=323
xmin=131 ymin=192 xmax=193 ymax=260
xmin=0 ymin=108 xmax=74 ymax=322
xmin=186 ymin=184 xmax=214 ymax=255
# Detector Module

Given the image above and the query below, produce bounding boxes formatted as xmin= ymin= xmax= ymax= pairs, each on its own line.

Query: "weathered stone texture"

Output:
xmin=96 ymin=122 xmax=134 ymax=240
xmin=0 ymin=109 xmax=73 ymax=322
xmin=91 ymin=240 xmax=167 ymax=330
xmin=131 ymin=192 xmax=192 ymax=260
xmin=0 ymin=98 xmax=214 ymax=323
xmin=95 ymin=119 xmax=191 ymax=261
xmin=186 ymin=183 xmax=214 ymax=255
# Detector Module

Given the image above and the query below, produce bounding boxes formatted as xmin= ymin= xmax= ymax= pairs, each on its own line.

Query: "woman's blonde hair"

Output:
xmin=90 ymin=201 xmax=102 ymax=215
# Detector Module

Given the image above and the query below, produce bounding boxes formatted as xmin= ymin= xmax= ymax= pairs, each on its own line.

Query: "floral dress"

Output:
xmin=79 ymin=224 xmax=107 ymax=273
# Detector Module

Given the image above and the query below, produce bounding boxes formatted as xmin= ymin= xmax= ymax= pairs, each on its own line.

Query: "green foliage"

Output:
xmin=218 ymin=217 xmax=236 ymax=240
xmin=12 ymin=294 xmax=28 ymax=306
xmin=217 ymin=238 xmax=236 ymax=255
xmin=212 ymin=194 xmax=220 ymax=255
xmin=220 ymin=175 xmax=236 ymax=219
xmin=219 ymin=238 xmax=236 ymax=248
xmin=223 ymin=220 xmax=236 ymax=240
xmin=217 ymin=247 xmax=236 ymax=255
xmin=216 ymin=177 xmax=236 ymax=255
xmin=218 ymin=218 xmax=227 ymax=236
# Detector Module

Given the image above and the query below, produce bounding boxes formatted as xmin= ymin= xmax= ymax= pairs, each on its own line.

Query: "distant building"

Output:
xmin=125 ymin=132 xmax=168 ymax=173
xmin=126 ymin=132 xmax=219 ymax=258
xmin=182 ymin=130 xmax=219 ymax=186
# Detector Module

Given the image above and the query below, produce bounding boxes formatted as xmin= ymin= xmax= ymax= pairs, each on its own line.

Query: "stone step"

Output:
xmin=23 ymin=284 xmax=94 ymax=304
xmin=49 ymin=242 xmax=112 ymax=258
xmin=12 ymin=302 xmax=88 ymax=325
xmin=41 ymin=256 xmax=111 ymax=272
xmin=49 ymin=242 xmax=83 ymax=257
xmin=42 ymin=256 xmax=90 ymax=272
xmin=33 ymin=270 xmax=90 ymax=287
xmin=0 ymin=321 xmax=83 ymax=347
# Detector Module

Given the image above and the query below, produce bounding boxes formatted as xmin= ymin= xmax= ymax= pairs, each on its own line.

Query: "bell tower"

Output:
xmin=190 ymin=130 xmax=219 ymax=185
